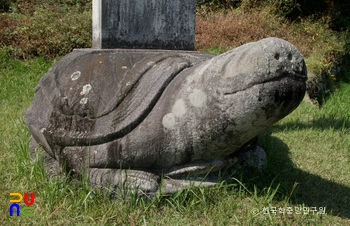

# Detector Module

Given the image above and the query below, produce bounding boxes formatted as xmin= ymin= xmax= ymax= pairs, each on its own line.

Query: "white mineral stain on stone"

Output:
xmin=71 ymin=71 xmax=81 ymax=81
xmin=172 ymin=99 xmax=187 ymax=118
xmin=80 ymin=98 xmax=88 ymax=105
xmin=162 ymin=113 xmax=176 ymax=129
xmin=147 ymin=61 xmax=156 ymax=67
xmin=189 ymin=89 xmax=207 ymax=107
xmin=80 ymin=84 xmax=92 ymax=95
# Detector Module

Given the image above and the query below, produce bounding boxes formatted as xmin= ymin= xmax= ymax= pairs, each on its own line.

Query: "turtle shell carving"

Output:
xmin=45 ymin=51 xmax=211 ymax=146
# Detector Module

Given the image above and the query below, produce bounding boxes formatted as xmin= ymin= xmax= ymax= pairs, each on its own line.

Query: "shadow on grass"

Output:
xmin=252 ymin=128 xmax=350 ymax=219
xmin=271 ymin=116 xmax=350 ymax=133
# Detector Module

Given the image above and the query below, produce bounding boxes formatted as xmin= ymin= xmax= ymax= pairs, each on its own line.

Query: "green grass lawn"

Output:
xmin=0 ymin=55 xmax=349 ymax=225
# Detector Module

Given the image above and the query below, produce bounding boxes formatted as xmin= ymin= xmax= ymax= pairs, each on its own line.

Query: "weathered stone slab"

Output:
xmin=92 ymin=0 xmax=196 ymax=49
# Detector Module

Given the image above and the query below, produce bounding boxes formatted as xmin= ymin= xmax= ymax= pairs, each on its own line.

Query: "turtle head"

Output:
xmin=206 ymin=38 xmax=307 ymax=143
xmin=213 ymin=37 xmax=307 ymax=115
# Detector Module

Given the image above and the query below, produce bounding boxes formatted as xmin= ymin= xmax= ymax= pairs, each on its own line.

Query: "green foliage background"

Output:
xmin=0 ymin=0 xmax=92 ymax=59
xmin=0 ymin=0 xmax=349 ymax=59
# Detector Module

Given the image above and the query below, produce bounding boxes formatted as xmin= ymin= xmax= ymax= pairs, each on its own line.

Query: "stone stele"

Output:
xmin=92 ymin=0 xmax=196 ymax=50
xmin=24 ymin=38 xmax=307 ymax=196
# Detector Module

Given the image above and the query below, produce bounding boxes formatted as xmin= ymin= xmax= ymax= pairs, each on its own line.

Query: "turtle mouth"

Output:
xmin=262 ymin=71 xmax=307 ymax=87
xmin=280 ymin=70 xmax=307 ymax=82
xmin=223 ymin=70 xmax=307 ymax=96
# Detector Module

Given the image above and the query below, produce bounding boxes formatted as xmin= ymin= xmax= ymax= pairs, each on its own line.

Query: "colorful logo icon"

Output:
xmin=9 ymin=193 xmax=35 ymax=217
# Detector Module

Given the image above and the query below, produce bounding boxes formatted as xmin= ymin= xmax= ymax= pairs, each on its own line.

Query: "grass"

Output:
xmin=0 ymin=49 xmax=350 ymax=225
xmin=258 ymin=89 xmax=350 ymax=219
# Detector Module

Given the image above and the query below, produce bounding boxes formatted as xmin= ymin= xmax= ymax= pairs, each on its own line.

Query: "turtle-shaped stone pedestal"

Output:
xmin=24 ymin=38 xmax=307 ymax=196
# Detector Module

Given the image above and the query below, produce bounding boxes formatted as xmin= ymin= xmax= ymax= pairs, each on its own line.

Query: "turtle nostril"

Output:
xmin=274 ymin=53 xmax=280 ymax=60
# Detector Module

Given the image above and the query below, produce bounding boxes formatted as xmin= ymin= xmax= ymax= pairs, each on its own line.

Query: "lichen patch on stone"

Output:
xmin=172 ymin=99 xmax=187 ymax=118
xmin=80 ymin=84 xmax=92 ymax=95
xmin=147 ymin=61 xmax=156 ymax=67
xmin=80 ymin=97 xmax=88 ymax=105
xmin=71 ymin=71 xmax=81 ymax=81
xmin=162 ymin=113 xmax=176 ymax=129
xmin=189 ymin=89 xmax=207 ymax=108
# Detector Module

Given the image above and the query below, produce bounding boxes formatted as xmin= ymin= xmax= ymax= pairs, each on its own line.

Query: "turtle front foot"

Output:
xmin=88 ymin=168 xmax=161 ymax=197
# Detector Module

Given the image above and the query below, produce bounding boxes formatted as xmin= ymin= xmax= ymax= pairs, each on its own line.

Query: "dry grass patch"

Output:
xmin=196 ymin=9 xmax=344 ymax=60
xmin=196 ymin=10 xmax=289 ymax=51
